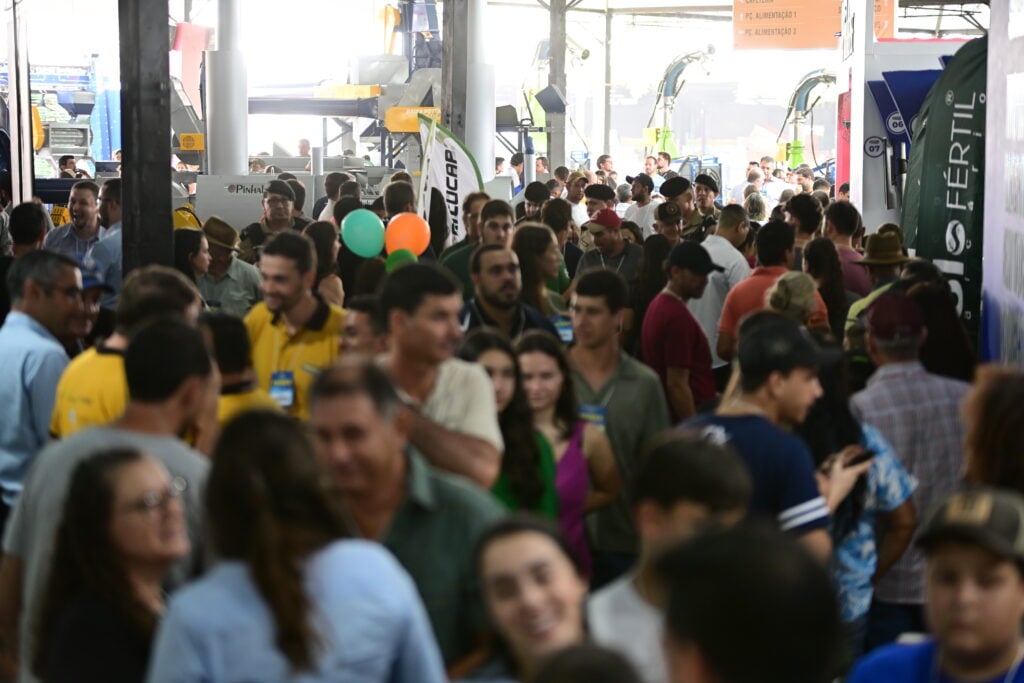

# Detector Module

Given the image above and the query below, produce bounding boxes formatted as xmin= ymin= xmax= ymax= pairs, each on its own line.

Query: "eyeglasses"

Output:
xmin=121 ymin=477 xmax=187 ymax=515
xmin=264 ymin=196 xmax=290 ymax=206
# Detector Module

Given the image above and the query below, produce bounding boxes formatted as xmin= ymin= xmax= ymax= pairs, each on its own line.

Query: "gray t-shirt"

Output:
xmin=577 ymin=241 xmax=643 ymax=289
xmin=3 ymin=427 xmax=208 ymax=683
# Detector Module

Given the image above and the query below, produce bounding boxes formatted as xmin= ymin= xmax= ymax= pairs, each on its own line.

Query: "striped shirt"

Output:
xmin=850 ymin=361 xmax=970 ymax=605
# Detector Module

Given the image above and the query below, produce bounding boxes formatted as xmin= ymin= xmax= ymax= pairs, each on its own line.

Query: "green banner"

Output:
xmin=902 ymin=36 xmax=987 ymax=341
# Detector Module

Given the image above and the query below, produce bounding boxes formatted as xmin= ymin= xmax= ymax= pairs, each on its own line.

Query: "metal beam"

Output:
xmin=441 ymin=0 xmax=470 ymax=142
xmin=548 ymin=0 xmax=567 ymax=168
xmin=603 ymin=4 xmax=611 ymax=155
xmin=119 ymin=0 xmax=173 ymax=270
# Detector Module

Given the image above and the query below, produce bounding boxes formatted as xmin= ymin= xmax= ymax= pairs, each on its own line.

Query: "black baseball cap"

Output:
xmin=625 ymin=173 xmax=654 ymax=192
xmin=584 ymin=183 xmax=616 ymax=202
xmin=693 ymin=173 xmax=719 ymax=195
xmin=918 ymin=488 xmax=1024 ymax=565
xmin=660 ymin=176 xmax=692 ymax=199
xmin=263 ymin=179 xmax=295 ymax=201
xmin=656 ymin=201 xmax=683 ymax=223
xmin=737 ymin=311 xmax=840 ymax=377
xmin=667 ymin=242 xmax=723 ymax=276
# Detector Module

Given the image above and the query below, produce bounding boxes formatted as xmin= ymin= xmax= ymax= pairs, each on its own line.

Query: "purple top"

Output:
xmin=838 ymin=245 xmax=873 ymax=297
xmin=551 ymin=421 xmax=591 ymax=578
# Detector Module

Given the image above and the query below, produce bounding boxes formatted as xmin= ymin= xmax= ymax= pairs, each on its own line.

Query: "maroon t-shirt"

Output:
xmin=641 ymin=291 xmax=716 ymax=417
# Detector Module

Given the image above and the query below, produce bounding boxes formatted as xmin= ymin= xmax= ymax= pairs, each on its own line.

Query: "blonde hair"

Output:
xmin=766 ymin=271 xmax=817 ymax=324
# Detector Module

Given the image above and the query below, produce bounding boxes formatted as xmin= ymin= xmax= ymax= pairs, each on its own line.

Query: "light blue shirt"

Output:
xmin=196 ymin=257 xmax=262 ymax=318
xmin=0 ymin=312 xmax=68 ymax=505
xmin=147 ymin=540 xmax=446 ymax=683
xmin=42 ymin=223 xmax=101 ymax=262
xmin=85 ymin=221 xmax=121 ymax=308
xmin=834 ymin=423 xmax=918 ymax=623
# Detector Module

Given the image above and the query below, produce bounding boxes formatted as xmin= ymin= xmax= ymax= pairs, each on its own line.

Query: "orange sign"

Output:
xmin=874 ymin=0 xmax=896 ymax=39
xmin=734 ymin=0 xmax=842 ymax=49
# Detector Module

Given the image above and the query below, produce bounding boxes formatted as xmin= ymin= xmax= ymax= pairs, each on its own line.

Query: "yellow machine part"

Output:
xmin=314 ymin=84 xmax=383 ymax=100
xmin=31 ymin=106 xmax=43 ymax=151
xmin=385 ymin=106 xmax=440 ymax=133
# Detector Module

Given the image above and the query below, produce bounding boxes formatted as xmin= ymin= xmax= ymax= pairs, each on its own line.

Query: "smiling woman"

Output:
xmin=464 ymin=515 xmax=589 ymax=683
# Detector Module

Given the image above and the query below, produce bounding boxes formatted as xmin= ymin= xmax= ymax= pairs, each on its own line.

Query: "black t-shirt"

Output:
xmin=45 ymin=593 xmax=152 ymax=683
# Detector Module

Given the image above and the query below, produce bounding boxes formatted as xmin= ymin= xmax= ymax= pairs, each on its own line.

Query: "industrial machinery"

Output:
xmin=643 ymin=46 xmax=715 ymax=158
xmin=777 ymin=69 xmax=836 ymax=170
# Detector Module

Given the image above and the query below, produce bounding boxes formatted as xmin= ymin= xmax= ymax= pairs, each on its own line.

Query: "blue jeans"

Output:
xmin=864 ymin=599 xmax=926 ymax=653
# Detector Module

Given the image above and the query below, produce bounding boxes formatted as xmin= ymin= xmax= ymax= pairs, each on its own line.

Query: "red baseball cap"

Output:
xmin=584 ymin=208 xmax=622 ymax=233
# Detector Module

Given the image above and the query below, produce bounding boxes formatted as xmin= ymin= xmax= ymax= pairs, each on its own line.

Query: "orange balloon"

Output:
xmin=385 ymin=212 xmax=431 ymax=255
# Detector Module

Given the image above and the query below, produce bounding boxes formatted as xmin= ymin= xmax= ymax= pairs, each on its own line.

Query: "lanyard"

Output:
xmin=598 ymin=249 xmax=627 ymax=273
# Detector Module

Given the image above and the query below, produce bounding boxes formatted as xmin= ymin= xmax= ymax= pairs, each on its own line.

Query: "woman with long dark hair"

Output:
xmin=303 ymin=220 xmax=345 ymax=307
xmin=512 ymin=224 xmax=566 ymax=317
xmin=147 ymin=411 xmax=445 ymax=682
xmin=796 ymin=353 xmax=916 ymax=659
xmin=627 ymin=234 xmax=671 ymax=356
xmin=34 ymin=449 xmax=190 ymax=683
xmin=458 ymin=328 xmax=558 ymax=517
xmin=515 ymin=331 xmax=620 ymax=578
xmin=463 ymin=516 xmax=589 ymax=682
xmin=803 ymin=237 xmax=855 ymax=343
xmin=173 ymin=228 xmax=210 ymax=283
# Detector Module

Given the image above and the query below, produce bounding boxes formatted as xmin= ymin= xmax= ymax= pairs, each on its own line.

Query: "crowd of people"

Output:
xmin=0 ymin=148 xmax=1019 ymax=683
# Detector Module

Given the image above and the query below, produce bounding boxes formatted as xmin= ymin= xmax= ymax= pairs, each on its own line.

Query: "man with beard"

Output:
xmin=83 ymin=178 xmax=123 ymax=309
xmin=238 ymin=180 xmax=311 ymax=264
xmin=623 ymin=173 xmax=662 ymax=237
xmin=459 ymin=245 xmax=557 ymax=338
xmin=245 ymin=231 xmax=344 ymax=420
xmin=43 ymin=181 xmax=102 ymax=262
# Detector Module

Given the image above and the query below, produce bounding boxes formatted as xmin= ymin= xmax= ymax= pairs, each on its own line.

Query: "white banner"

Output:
xmin=418 ymin=114 xmax=485 ymax=247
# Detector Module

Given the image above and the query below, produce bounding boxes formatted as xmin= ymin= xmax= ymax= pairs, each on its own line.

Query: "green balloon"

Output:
xmin=385 ymin=249 xmax=418 ymax=273
xmin=341 ymin=209 xmax=385 ymax=258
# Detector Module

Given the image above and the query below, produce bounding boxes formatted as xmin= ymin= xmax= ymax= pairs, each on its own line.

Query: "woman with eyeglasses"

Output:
xmin=33 ymin=448 xmax=190 ymax=683
xmin=147 ymin=410 xmax=445 ymax=682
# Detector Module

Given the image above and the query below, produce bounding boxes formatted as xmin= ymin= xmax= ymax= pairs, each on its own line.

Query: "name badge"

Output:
xmin=552 ymin=315 xmax=574 ymax=344
xmin=579 ymin=403 xmax=607 ymax=430
xmin=269 ymin=371 xmax=296 ymax=408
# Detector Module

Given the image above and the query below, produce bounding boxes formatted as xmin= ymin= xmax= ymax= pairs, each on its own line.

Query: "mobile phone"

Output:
xmin=845 ymin=449 xmax=877 ymax=468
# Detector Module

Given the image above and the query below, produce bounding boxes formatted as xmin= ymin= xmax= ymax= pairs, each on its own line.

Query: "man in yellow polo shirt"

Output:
xmin=246 ymin=231 xmax=344 ymax=420
xmin=50 ymin=266 xmax=202 ymax=438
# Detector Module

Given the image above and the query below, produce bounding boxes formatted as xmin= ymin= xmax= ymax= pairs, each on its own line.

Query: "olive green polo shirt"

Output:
xmin=383 ymin=452 xmax=505 ymax=665
xmin=439 ymin=240 xmax=477 ymax=301
xmin=683 ymin=206 xmax=721 ymax=238
xmin=574 ymin=353 xmax=671 ymax=555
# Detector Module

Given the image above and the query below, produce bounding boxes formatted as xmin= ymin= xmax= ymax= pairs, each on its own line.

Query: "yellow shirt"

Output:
xmin=50 ymin=345 xmax=128 ymax=438
xmin=217 ymin=383 xmax=281 ymax=429
xmin=245 ymin=297 xmax=344 ymax=420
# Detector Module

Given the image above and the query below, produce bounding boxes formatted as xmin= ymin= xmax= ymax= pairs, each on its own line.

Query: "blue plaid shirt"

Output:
xmin=850 ymin=362 xmax=970 ymax=605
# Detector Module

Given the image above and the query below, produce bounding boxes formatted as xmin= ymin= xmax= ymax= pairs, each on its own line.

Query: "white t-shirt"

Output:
xmin=588 ymin=574 xmax=667 ymax=683
xmin=729 ymin=183 xmax=749 ymax=205
xmin=687 ymin=234 xmax=751 ymax=368
xmin=571 ymin=202 xmax=590 ymax=229
xmin=421 ymin=357 xmax=505 ymax=452
xmin=623 ymin=199 xmax=663 ymax=237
